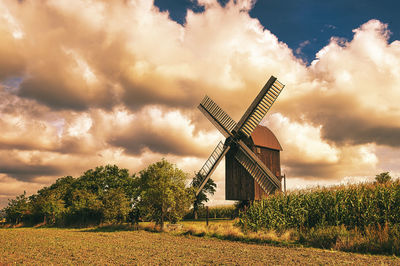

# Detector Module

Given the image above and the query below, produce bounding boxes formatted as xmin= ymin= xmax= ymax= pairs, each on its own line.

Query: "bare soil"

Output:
xmin=0 ymin=228 xmax=398 ymax=265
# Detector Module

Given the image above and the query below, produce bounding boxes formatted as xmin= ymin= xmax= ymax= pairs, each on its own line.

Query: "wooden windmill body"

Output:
xmin=226 ymin=125 xmax=282 ymax=200
xmin=195 ymin=76 xmax=285 ymax=201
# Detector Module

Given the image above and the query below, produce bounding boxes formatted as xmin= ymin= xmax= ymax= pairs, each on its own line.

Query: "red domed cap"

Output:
xmin=250 ymin=125 xmax=282 ymax=151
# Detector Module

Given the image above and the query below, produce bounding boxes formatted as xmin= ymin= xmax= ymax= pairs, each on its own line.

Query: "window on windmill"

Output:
xmin=256 ymin=147 xmax=261 ymax=153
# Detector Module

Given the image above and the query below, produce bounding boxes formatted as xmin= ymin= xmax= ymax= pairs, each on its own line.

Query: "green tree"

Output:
xmin=68 ymin=189 xmax=103 ymax=226
xmin=73 ymin=165 xmax=137 ymax=200
xmin=375 ymin=172 xmax=392 ymax=184
xmin=34 ymin=194 xmax=65 ymax=225
xmin=47 ymin=176 xmax=76 ymax=207
xmin=68 ymin=165 xmax=138 ymax=225
xmin=191 ymin=173 xmax=216 ymax=219
xmin=137 ymin=159 xmax=193 ymax=229
xmin=4 ymin=192 xmax=30 ymax=224
xmin=102 ymin=188 xmax=130 ymax=223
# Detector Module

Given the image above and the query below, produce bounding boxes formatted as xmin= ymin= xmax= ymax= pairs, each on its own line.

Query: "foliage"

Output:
xmin=102 ymin=188 xmax=130 ymax=223
xmin=184 ymin=205 xmax=236 ymax=219
xmin=2 ymin=162 xmax=195 ymax=227
xmin=190 ymin=172 xmax=216 ymax=219
xmin=238 ymin=180 xmax=400 ymax=232
xmin=30 ymin=193 xmax=66 ymax=225
xmin=4 ymin=192 xmax=30 ymax=224
xmin=2 ymin=165 xmax=139 ymax=226
xmin=375 ymin=172 xmax=392 ymax=184
xmin=67 ymin=189 xmax=103 ymax=226
xmin=137 ymin=159 xmax=194 ymax=228
xmin=297 ymin=223 xmax=400 ymax=255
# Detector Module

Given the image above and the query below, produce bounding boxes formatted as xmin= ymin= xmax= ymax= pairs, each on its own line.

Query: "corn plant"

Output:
xmin=238 ymin=180 xmax=400 ymax=231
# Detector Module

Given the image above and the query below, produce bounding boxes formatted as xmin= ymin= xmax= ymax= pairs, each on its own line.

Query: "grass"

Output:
xmin=1 ymin=226 xmax=399 ymax=265
xmin=175 ymin=220 xmax=297 ymax=246
xmin=137 ymin=219 xmax=400 ymax=256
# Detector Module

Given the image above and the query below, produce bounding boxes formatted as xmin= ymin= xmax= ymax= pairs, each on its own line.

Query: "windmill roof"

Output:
xmin=250 ymin=125 xmax=282 ymax=151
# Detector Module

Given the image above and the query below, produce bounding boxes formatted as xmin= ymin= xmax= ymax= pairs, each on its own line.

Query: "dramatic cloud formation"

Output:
xmin=0 ymin=0 xmax=399 ymax=207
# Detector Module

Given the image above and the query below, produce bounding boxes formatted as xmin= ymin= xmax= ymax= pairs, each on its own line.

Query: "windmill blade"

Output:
xmin=196 ymin=141 xmax=230 ymax=196
xmin=234 ymin=140 xmax=281 ymax=194
xmin=234 ymin=76 xmax=285 ymax=138
xmin=198 ymin=95 xmax=237 ymax=138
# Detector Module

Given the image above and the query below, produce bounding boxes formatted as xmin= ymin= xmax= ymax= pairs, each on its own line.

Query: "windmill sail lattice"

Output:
xmin=196 ymin=141 xmax=230 ymax=194
xmin=198 ymin=96 xmax=236 ymax=137
xmin=236 ymin=77 xmax=285 ymax=138
xmin=195 ymin=76 xmax=285 ymax=197
xmin=235 ymin=142 xmax=281 ymax=193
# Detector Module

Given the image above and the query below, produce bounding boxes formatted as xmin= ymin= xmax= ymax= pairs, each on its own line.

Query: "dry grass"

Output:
xmin=164 ymin=219 xmax=299 ymax=247
xmin=1 ymin=227 xmax=399 ymax=265
xmin=155 ymin=219 xmax=400 ymax=256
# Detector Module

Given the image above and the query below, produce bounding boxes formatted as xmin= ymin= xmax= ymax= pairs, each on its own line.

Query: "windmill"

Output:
xmin=195 ymin=76 xmax=285 ymax=200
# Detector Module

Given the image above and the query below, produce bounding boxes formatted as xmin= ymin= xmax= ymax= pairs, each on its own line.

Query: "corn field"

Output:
xmin=184 ymin=205 xmax=236 ymax=219
xmin=239 ymin=181 xmax=400 ymax=231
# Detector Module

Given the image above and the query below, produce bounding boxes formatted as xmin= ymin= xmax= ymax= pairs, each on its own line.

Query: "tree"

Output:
xmin=4 ymin=192 xmax=30 ymax=224
xmin=375 ymin=172 xmax=392 ymax=184
xmin=191 ymin=173 xmax=216 ymax=219
xmin=68 ymin=189 xmax=103 ymax=226
xmin=2 ymin=165 xmax=139 ymax=226
xmin=137 ymin=159 xmax=193 ymax=229
xmin=72 ymin=165 xmax=137 ymax=201
xmin=34 ymin=194 xmax=65 ymax=225
xmin=102 ymin=188 xmax=130 ymax=223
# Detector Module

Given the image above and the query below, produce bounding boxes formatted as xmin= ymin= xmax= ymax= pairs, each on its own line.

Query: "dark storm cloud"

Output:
xmin=18 ymin=70 xmax=118 ymax=111
xmin=121 ymin=78 xmax=203 ymax=111
xmin=279 ymin=91 xmax=400 ymax=148
xmin=0 ymin=162 xmax=62 ymax=181
xmin=285 ymin=162 xmax=339 ymax=180
xmin=111 ymin=133 xmax=197 ymax=156
xmin=322 ymin=119 xmax=400 ymax=147
xmin=108 ymin=112 xmax=211 ymax=157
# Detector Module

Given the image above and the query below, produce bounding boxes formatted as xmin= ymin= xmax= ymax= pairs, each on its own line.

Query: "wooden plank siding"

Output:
xmin=225 ymin=145 xmax=281 ymax=201
xmin=253 ymin=146 xmax=281 ymax=200
xmin=225 ymin=148 xmax=255 ymax=200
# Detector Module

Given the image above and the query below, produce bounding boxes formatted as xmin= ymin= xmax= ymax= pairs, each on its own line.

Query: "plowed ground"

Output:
xmin=0 ymin=228 xmax=398 ymax=265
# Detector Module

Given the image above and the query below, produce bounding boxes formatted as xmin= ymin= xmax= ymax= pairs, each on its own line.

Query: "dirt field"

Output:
xmin=0 ymin=228 xmax=399 ymax=265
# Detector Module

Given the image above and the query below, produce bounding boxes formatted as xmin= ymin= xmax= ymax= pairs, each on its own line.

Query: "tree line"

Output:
xmin=2 ymin=159 xmax=216 ymax=229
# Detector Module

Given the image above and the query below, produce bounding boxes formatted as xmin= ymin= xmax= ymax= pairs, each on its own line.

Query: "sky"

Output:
xmin=1 ymin=0 xmax=400 ymax=208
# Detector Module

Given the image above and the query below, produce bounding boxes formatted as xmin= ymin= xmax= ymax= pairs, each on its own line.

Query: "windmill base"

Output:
xmin=225 ymin=145 xmax=281 ymax=201
xmin=225 ymin=151 xmax=273 ymax=200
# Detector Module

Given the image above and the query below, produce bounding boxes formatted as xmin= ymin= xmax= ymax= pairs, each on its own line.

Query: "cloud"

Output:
xmin=0 ymin=150 xmax=64 ymax=181
xmin=295 ymin=40 xmax=311 ymax=55
xmin=264 ymin=113 xmax=378 ymax=180
xmin=0 ymin=3 xmax=25 ymax=79
xmin=108 ymin=106 xmax=220 ymax=157
xmin=0 ymin=1 xmax=400 ymax=208
xmin=278 ymin=20 xmax=400 ymax=148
